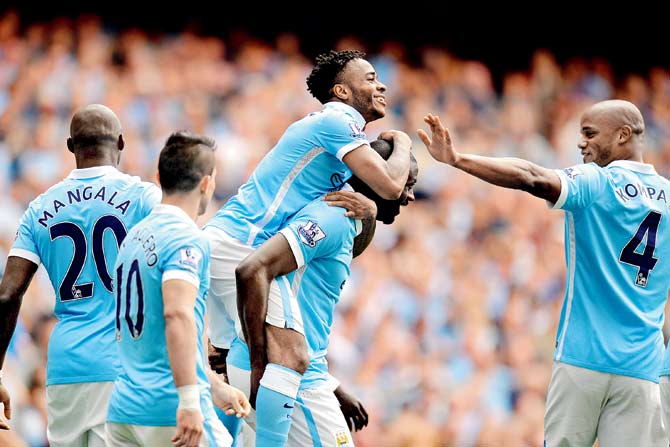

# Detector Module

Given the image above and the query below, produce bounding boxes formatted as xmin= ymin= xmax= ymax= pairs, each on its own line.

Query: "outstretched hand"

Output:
xmin=417 ymin=114 xmax=458 ymax=165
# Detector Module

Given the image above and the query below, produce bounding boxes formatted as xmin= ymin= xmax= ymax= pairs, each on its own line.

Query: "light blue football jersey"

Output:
xmin=552 ymin=160 xmax=670 ymax=382
xmin=206 ymin=101 xmax=368 ymax=248
xmin=107 ymin=205 xmax=219 ymax=436
xmin=9 ymin=166 xmax=160 ymax=386
xmin=227 ymin=197 xmax=359 ymax=391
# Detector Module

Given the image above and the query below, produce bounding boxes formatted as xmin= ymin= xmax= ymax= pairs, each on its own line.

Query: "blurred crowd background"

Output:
xmin=0 ymin=9 xmax=668 ymax=447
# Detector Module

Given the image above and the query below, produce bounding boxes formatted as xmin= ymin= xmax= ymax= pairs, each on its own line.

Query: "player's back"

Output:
xmin=208 ymin=102 xmax=368 ymax=247
xmin=277 ymin=197 xmax=358 ymax=389
xmin=554 ymin=160 xmax=670 ymax=381
xmin=108 ymin=204 xmax=214 ymax=426
xmin=10 ymin=166 xmax=160 ymax=385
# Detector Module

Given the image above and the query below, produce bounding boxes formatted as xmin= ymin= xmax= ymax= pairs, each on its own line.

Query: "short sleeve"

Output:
xmin=161 ymin=238 xmax=206 ymax=289
xmin=279 ymin=202 xmax=348 ymax=268
xmin=551 ymin=163 xmax=607 ymax=211
xmin=139 ymin=182 xmax=161 ymax=217
xmin=317 ymin=112 xmax=369 ymax=161
xmin=8 ymin=208 xmax=40 ymax=265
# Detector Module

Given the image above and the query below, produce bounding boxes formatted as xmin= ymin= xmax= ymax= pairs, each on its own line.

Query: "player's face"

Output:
xmin=578 ymin=112 xmax=619 ymax=166
xmin=341 ymin=58 xmax=387 ymax=123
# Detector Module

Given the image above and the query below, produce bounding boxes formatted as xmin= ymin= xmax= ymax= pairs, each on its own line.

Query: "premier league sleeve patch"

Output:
xmin=179 ymin=247 xmax=202 ymax=270
xmin=563 ymin=167 xmax=583 ymax=181
xmin=297 ymin=221 xmax=327 ymax=248
xmin=348 ymin=121 xmax=366 ymax=140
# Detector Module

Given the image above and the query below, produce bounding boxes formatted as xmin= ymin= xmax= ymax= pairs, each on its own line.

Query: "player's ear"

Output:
xmin=117 ymin=135 xmax=125 ymax=151
xmin=200 ymin=174 xmax=210 ymax=193
xmin=333 ymin=84 xmax=349 ymax=101
xmin=155 ymin=171 xmax=160 ymax=185
xmin=619 ymin=125 xmax=632 ymax=144
xmin=67 ymin=138 xmax=74 ymax=153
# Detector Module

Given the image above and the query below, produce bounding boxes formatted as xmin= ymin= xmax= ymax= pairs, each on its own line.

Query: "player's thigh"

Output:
xmin=46 ymin=381 xmax=113 ymax=447
xmin=660 ymin=376 xmax=670 ymax=442
xmin=226 ymin=364 xmax=256 ymax=430
xmin=105 ymin=422 xmax=141 ymax=447
xmin=544 ymin=362 xmax=607 ymax=447
xmin=265 ymin=275 xmax=304 ymax=336
xmin=287 ymin=387 xmax=354 ymax=447
xmin=597 ymin=374 xmax=665 ymax=447
xmin=205 ymin=227 xmax=253 ymax=348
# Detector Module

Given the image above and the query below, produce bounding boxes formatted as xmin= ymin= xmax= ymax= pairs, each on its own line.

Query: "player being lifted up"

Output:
xmin=202 ymin=49 xmax=412 ymax=443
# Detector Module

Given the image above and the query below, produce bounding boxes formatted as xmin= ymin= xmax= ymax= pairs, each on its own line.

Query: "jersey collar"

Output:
xmin=323 ymin=101 xmax=366 ymax=130
xmin=607 ymin=160 xmax=657 ymax=174
xmin=152 ymin=204 xmax=198 ymax=229
xmin=67 ymin=165 xmax=120 ymax=179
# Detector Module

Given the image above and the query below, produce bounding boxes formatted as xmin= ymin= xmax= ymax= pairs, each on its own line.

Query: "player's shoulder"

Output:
xmin=24 ymin=177 xmax=71 ymax=212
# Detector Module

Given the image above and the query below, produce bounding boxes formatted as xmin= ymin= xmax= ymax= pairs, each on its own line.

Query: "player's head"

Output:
xmin=348 ymin=139 xmax=418 ymax=224
xmin=578 ymin=99 xmax=645 ymax=166
xmin=157 ymin=131 xmax=217 ymax=216
xmin=67 ymin=104 xmax=124 ymax=163
xmin=306 ymin=49 xmax=387 ymax=124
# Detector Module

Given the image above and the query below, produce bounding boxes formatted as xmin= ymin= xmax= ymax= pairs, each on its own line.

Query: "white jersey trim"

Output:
xmin=608 ymin=159 xmax=657 ymax=174
xmin=246 ymin=147 xmax=326 ymax=246
xmin=67 ymin=165 xmax=120 ymax=179
xmin=279 ymin=229 xmax=305 ymax=268
xmin=336 ymin=140 xmax=368 ymax=161
xmin=550 ymin=169 xmax=569 ymax=209
xmin=556 ymin=211 xmax=576 ymax=361
xmin=162 ymin=270 xmax=199 ymax=288
xmin=8 ymin=248 xmax=40 ymax=266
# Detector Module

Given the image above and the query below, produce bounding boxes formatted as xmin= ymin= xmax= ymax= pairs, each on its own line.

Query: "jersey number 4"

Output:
xmin=619 ymin=211 xmax=661 ymax=288
xmin=49 ymin=215 xmax=127 ymax=301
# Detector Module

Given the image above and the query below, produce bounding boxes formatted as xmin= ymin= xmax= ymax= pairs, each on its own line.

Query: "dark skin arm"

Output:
xmin=418 ymin=114 xmax=562 ymax=203
xmin=0 ymin=256 xmax=38 ymax=430
xmin=236 ymin=235 xmax=298 ymax=407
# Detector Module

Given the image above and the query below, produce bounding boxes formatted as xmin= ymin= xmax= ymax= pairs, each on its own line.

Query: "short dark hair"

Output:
xmin=306 ymin=49 xmax=365 ymax=104
xmin=158 ymin=131 xmax=216 ymax=194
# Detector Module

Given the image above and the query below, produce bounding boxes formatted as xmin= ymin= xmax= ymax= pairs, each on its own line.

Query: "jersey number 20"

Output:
xmin=49 ymin=215 xmax=127 ymax=301
xmin=619 ymin=211 xmax=661 ymax=288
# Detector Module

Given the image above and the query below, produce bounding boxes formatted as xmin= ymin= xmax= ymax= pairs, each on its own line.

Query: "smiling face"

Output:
xmin=578 ymin=111 xmax=620 ymax=166
xmin=577 ymin=100 xmax=645 ymax=166
xmin=338 ymin=58 xmax=387 ymax=123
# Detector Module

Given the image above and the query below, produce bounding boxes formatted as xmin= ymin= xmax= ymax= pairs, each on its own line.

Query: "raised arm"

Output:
xmin=343 ymin=130 xmax=412 ymax=200
xmin=163 ymin=279 xmax=202 ymax=446
xmin=418 ymin=114 xmax=562 ymax=203
xmin=0 ymin=256 xmax=38 ymax=430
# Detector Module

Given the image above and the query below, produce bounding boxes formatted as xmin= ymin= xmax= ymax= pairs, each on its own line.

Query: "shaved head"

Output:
xmin=585 ymin=100 xmax=645 ymax=136
xmin=69 ymin=104 xmax=122 ymax=148
xmin=67 ymin=104 xmax=124 ymax=167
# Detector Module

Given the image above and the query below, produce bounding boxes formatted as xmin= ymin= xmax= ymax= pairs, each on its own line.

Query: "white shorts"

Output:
xmin=544 ymin=361 xmax=665 ymax=447
xmin=227 ymin=365 xmax=353 ymax=447
xmin=46 ymin=381 xmax=113 ymax=447
xmin=105 ymin=417 xmax=231 ymax=447
xmin=204 ymin=226 xmax=303 ymax=350
xmin=659 ymin=376 xmax=670 ymax=443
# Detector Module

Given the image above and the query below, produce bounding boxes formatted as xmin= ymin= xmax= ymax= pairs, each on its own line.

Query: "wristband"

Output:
xmin=177 ymin=385 xmax=200 ymax=411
